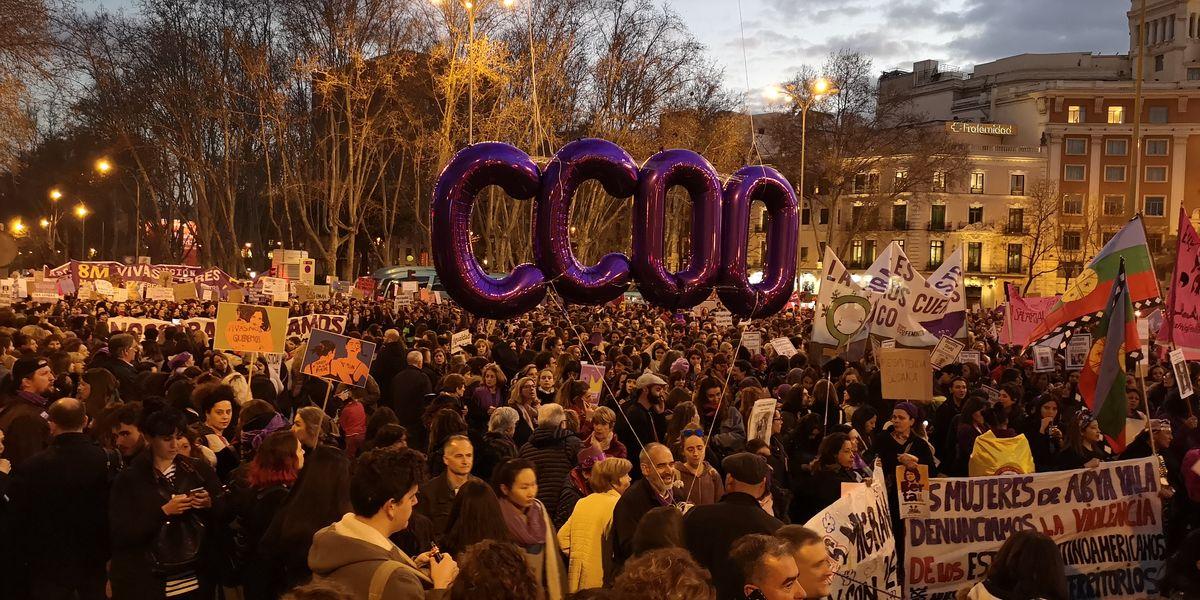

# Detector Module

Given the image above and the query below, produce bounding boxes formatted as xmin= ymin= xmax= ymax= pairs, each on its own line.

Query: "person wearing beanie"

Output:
xmin=0 ymin=357 xmax=55 ymax=467
xmin=683 ymin=452 xmax=784 ymax=600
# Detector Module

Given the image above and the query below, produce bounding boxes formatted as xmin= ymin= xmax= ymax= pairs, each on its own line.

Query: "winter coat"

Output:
xmin=557 ymin=490 xmax=621 ymax=593
xmin=308 ymin=513 xmax=447 ymax=600
xmin=474 ymin=431 xmax=518 ymax=482
xmin=519 ymin=425 xmax=582 ymax=517
xmin=673 ymin=461 xmax=724 ymax=507
xmin=683 ymin=492 xmax=784 ymax=600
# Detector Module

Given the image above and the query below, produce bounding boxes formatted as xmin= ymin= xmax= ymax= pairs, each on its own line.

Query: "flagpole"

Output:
xmin=1004 ymin=282 xmax=1016 ymax=350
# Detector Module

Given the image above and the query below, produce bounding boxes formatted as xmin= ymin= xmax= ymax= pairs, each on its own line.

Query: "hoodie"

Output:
xmin=308 ymin=513 xmax=447 ymax=599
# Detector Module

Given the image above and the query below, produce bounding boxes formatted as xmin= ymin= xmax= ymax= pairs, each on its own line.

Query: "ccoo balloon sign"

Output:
xmin=431 ymin=140 xmax=799 ymax=320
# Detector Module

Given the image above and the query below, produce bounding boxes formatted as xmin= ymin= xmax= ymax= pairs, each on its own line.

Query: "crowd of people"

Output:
xmin=0 ymin=290 xmax=1197 ymax=600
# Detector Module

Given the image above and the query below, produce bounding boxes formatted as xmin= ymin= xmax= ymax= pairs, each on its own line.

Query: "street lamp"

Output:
xmin=766 ymin=77 xmax=839 ymax=257
xmin=39 ymin=218 xmax=49 ymax=228
xmin=75 ymin=204 xmax=89 ymax=260
xmin=95 ymin=158 xmax=113 ymax=175
xmin=49 ymin=189 xmax=62 ymax=201
xmin=9 ymin=219 xmax=26 ymax=237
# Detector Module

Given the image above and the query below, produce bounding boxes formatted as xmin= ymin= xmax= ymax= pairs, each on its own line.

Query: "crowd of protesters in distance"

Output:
xmin=0 ymin=291 xmax=1197 ymax=600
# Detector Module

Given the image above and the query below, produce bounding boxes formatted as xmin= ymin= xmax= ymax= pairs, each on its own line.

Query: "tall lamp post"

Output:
xmin=768 ymin=77 xmax=839 ymax=257
xmin=74 ymin=204 xmax=89 ymax=259
xmin=431 ymin=0 xmax=518 ymax=144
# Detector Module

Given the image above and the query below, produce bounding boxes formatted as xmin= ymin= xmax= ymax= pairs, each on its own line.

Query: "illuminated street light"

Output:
xmin=49 ymin=189 xmax=62 ymax=201
xmin=95 ymin=158 xmax=113 ymax=174
xmin=74 ymin=204 xmax=90 ymax=219
xmin=39 ymin=218 xmax=49 ymax=228
xmin=9 ymin=219 xmax=27 ymax=236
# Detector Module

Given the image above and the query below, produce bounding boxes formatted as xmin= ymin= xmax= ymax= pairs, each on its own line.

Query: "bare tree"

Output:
xmin=1019 ymin=178 xmax=1061 ymax=294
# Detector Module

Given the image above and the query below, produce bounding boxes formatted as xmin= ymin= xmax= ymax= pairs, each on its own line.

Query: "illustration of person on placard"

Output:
xmin=332 ymin=337 xmax=370 ymax=385
xmin=302 ymin=340 xmax=337 ymax=379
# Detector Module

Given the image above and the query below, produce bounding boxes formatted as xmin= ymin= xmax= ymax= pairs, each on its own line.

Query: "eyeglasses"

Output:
xmin=681 ymin=428 xmax=705 ymax=438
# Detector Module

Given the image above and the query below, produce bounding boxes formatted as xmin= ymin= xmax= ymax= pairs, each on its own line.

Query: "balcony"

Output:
xmin=1003 ymin=223 xmax=1024 ymax=235
xmin=887 ymin=219 xmax=914 ymax=231
xmin=927 ymin=221 xmax=950 ymax=232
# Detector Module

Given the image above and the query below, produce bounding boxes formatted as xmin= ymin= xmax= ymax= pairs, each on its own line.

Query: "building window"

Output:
xmin=1105 ymin=139 xmax=1128 ymax=156
xmin=1189 ymin=67 xmax=1200 ymax=80
xmin=1107 ymin=106 xmax=1125 ymax=124
xmin=1064 ymin=165 xmax=1086 ymax=181
xmin=929 ymin=204 xmax=947 ymax=230
xmin=892 ymin=204 xmax=907 ymax=230
xmin=1145 ymin=166 xmax=1168 ymax=182
xmin=801 ymin=208 xmax=811 ymax=225
xmin=851 ymin=240 xmax=864 ymax=265
xmin=1102 ymin=231 xmax=1117 ymax=244
xmin=932 ymin=171 xmax=946 ymax=192
xmin=1149 ymin=106 xmax=1169 ymax=124
xmin=1103 ymin=194 xmax=1125 ymax=216
xmin=967 ymin=242 xmax=982 ymax=272
xmin=865 ymin=239 xmax=877 ymax=263
xmin=1148 ymin=235 xmax=1163 ymax=253
xmin=895 ymin=239 xmax=905 ymax=250
xmin=1065 ymin=138 xmax=1087 ymax=155
xmin=929 ymin=240 xmax=944 ymax=268
xmin=853 ymin=173 xmax=867 ymax=194
xmin=1155 ymin=54 xmax=1165 ymax=72
xmin=867 ymin=172 xmax=880 ymax=193
xmin=1062 ymin=231 xmax=1082 ymax=251
xmin=1067 ymin=105 xmax=1084 ymax=124
xmin=819 ymin=208 xmax=829 ymax=225
xmin=1104 ymin=165 xmax=1127 ymax=182
xmin=1062 ymin=194 xmax=1084 ymax=215
xmin=1007 ymin=244 xmax=1023 ymax=274
xmin=1007 ymin=207 xmax=1024 ymax=233
xmin=970 ymin=172 xmax=985 ymax=194
xmin=1146 ymin=139 xmax=1169 ymax=156
xmin=1009 ymin=174 xmax=1025 ymax=195
xmin=1144 ymin=195 xmax=1166 ymax=216
xmin=968 ymin=206 xmax=983 ymax=224
xmin=800 ymin=246 xmax=809 ymax=262
xmin=893 ymin=170 xmax=908 ymax=191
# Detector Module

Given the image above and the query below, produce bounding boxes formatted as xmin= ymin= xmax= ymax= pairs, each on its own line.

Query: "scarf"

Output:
xmin=16 ymin=390 xmax=49 ymax=409
xmin=500 ymin=498 xmax=547 ymax=546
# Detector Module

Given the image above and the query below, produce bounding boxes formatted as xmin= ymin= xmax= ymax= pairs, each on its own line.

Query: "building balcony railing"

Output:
xmin=1003 ymin=224 xmax=1024 ymax=235
xmin=928 ymin=221 xmax=950 ymax=232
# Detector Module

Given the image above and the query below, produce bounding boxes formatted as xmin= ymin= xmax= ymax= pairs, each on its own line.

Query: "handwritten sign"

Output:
xmin=905 ymin=458 xmax=1164 ymax=600
xmin=929 ymin=335 xmax=965 ymax=370
xmin=712 ymin=310 xmax=733 ymax=327
xmin=769 ymin=337 xmax=798 ymax=358
xmin=879 ymin=348 xmax=932 ymax=401
xmin=451 ymin=330 xmax=472 ymax=354
xmin=742 ymin=330 xmax=763 ymax=354
xmin=804 ymin=465 xmax=899 ymax=600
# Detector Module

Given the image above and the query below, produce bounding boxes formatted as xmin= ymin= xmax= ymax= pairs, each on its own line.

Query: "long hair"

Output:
xmin=248 ymin=430 xmax=301 ymax=488
xmin=237 ymin=305 xmax=271 ymax=330
xmin=269 ymin=448 xmax=352 ymax=550
xmin=982 ymin=530 xmax=1068 ymax=600
xmin=507 ymin=376 xmax=536 ymax=407
xmin=817 ymin=432 xmax=851 ymax=470
xmin=440 ymin=480 xmax=513 ymax=557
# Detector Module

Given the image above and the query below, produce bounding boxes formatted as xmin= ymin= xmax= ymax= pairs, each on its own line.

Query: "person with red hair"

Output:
xmin=232 ymin=431 xmax=305 ymax=599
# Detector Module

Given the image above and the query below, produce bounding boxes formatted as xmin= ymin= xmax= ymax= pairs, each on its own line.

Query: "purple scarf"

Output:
xmin=16 ymin=390 xmax=49 ymax=409
xmin=500 ymin=498 xmax=547 ymax=546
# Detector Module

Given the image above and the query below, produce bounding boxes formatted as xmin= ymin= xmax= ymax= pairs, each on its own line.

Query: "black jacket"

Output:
xmin=389 ymin=366 xmax=432 ymax=445
xmin=416 ymin=472 xmax=483 ymax=536
xmin=371 ymin=342 xmax=408 ymax=401
xmin=611 ymin=478 xmax=673 ymax=570
xmin=683 ymin=492 xmax=784 ymax=600
xmin=109 ymin=452 xmax=222 ymax=600
xmin=92 ymin=354 xmax=143 ymax=401
xmin=7 ymin=432 xmax=113 ymax=572
xmin=473 ymin=431 xmax=517 ymax=482
xmin=0 ymin=392 xmax=50 ymax=468
xmin=616 ymin=399 xmax=667 ymax=460
xmin=519 ymin=425 xmax=582 ymax=517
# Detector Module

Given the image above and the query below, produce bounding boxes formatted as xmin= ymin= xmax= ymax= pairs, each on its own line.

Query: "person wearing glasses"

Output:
xmin=674 ymin=427 xmax=723 ymax=507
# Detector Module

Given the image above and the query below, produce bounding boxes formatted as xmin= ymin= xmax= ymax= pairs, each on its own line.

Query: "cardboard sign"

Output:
xmin=451 ymin=330 xmax=472 ymax=354
xmin=581 ymin=364 xmax=606 ymax=403
xmin=173 ymin=282 xmax=197 ymax=301
xmin=227 ymin=289 xmax=245 ymax=304
xmin=929 ymin=335 xmax=965 ymax=370
xmin=299 ymin=329 xmax=377 ymax=388
xmin=958 ymin=351 xmax=981 ymax=365
xmin=742 ymin=330 xmax=763 ymax=354
xmin=213 ymin=302 xmax=289 ymax=354
xmin=712 ymin=310 xmax=733 ymax=327
xmin=1065 ymin=334 xmax=1091 ymax=371
xmin=1171 ymin=348 xmax=1194 ymax=399
xmin=311 ymin=285 xmax=330 ymax=300
xmin=145 ymin=286 xmax=175 ymax=301
xmin=1033 ymin=346 xmax=1055 ymax=372
xmin=878 ymin=348 xmax=933 ymax=401
xmin=746 ymin=398 xmax=778 ymax=445
xmin=30 ymin=280 xmax=59 ymax=304
xmin=76 ymin=281 xmax=94 ymax=301
xmin=401 ymin=281 xmax=419 ymax=295
xmin=261 ymin=277 xmax=289 ymax=303
xmin=896 ymin=465 xmax=930 ymax=519
xmin=769 ymin=337 xmax=798 ymax=357
xmin=880 ymin=339 xmax=897 ymax=349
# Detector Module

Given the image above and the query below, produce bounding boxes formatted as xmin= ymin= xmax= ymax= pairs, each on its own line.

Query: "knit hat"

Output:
xmin=894 ymin=401 xmax=922 ymax=422
xmin=168 ymin=352 xmax=193 ymax=371
xmin=669 ymin=357 xmax=690 ymax=374
xmin=722 ymin=452 xmax=769 ymax=485
xmin=577 ymin=446 xmax=607 ymax=470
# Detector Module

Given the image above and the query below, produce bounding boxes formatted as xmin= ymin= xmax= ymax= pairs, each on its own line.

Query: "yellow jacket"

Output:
xmin=556 ymin=489 xmax=621 ymax=592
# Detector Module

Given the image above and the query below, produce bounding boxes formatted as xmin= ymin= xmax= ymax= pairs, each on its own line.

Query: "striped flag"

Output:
xmin=1077 ymin=259 xmax=1140 ymax=440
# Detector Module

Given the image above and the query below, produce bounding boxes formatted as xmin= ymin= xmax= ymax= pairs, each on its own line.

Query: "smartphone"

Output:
xmin=430 ymin=543 xmax=443 ymax=562
xmin=187 ymin=487 xmax=206 ymax=496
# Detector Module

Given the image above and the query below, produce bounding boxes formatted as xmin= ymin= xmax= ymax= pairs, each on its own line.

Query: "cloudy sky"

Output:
xmin=678 ymin=0 xmax=1132 ymax=104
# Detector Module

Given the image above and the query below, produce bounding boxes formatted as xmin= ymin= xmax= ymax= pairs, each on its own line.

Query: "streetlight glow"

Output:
xmin=464 ymin=0 xmax=473 ymax=8
xmin=10 ymin=219 xmax=26 ymax=235
xmin=49 ymin=189 xmax=62 ymax=201
xmin=95 ymin=158 xmax=112 ymax=174
xmin=502 ymin=0 xmax=516 ymax=7
xmin=74 ymin=204 xmax=90 ymax=219
xmin=812 ymin=78 xmax=830 ymax=95
xmin=39 ymin=218 xmax=49 ymax=228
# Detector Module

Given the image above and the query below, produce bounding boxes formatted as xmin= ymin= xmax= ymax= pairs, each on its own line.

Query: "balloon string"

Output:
xmin=736 ymin=0 xmax=766 ymax=168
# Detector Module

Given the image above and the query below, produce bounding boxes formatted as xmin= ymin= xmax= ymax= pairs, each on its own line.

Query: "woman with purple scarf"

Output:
xmin=492 ymin=458 xmax=567 ymax=600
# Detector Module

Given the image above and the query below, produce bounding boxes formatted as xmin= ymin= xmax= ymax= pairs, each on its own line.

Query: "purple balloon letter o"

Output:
xmin=632 ymin=149 xmax=723 ymax=310
xmin=431 ymin=142 xmax=546 ymax=319
xmin=718 ymin=165 xmax=799 ymax=317
xmin=536 ymin=139 xmax=638 ymax=304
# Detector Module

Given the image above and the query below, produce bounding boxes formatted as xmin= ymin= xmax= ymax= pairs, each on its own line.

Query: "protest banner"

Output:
xmin=1160 ymin=206 xmax=1200 ymax=358
xmin=581 ymin=364 xmax=606 ymax=403
xmin=929 ymin=336 xmax=965 ymax=370
xmin=1066 ymin=334 xmax=1092 ymax=371
xmin=285 ymin=314 xmax=348 ymax=346
xmin=30 ymin=280 xmax=58 ymax=304
xmin=863 ymin=243 xmax=967 ymax=344
xmin=450 ymin=330 xmax=472 ymax=354
xmin=804 ymin=465 xmax=899 ymax=600
xmin=878 ymin=348 xmax=932 ymax=401
xmin=108 ymin=316 xmax=173 ymax=337
xmin=746 ymin=398 xmax=777 ymax=445
xmin=299 ymin=329 xmax=377 ymax=388
xmin=906 ymin=458 xmax=1165 ymax=600
xmin=1000 ymin=283 xmax=1060 ymax=347
xmin=145 ymin=285 xmax=174 ymax=301
xmin=214 ymin=303 xmax=289 ymax=354
xmin=181 ymin=317 xmax=216 ymax=340
xmin=1033 ymin=346 xmax=1056 ymax=372
xmin=769 ymin=337 xmax=798 ymax=358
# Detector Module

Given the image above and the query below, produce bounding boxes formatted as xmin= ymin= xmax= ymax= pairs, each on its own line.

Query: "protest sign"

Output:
xmin=214 ymin=302 xmax=289 ymax=354
xmin=929 ymin=335 xmax=965 ymax=370
xmin=742 ymin=330 xmax=763 ymax=354
xmin=906 ymin=458 xmax=1165 ymax=600
xmin=880 ymin=339 xmax=896 ymax=349
xmin=30 ymin=280 xmax=58 ymax=304
xmin=896 ymin=465 xmax=930 ymax=519
xmin=712 ymin=310 xmax=733 ymax=327
xmin=227 ymin=289 xmax=245 ymax=304
xmin=76 ymin=281 xmax=94 ymax=301
xmin=401 ymin=280 xmax=419 ymax=295
xmin=260 ymin=276 xmax=288 ymax=301
xmin=451 ymin=330 xmax=472 ymax=354
xmin=1066 ymin=334 xmax=1092 ymax=371
xmin=958 ymin=350 xmax=981 ymax=365
xmin=394 ymin=294 xmax=412 ymax=308
xmin=1000 ymin=283 xmax=1061 ymax=347
xmin=1170 ymin=349 xmax=1193 ymax=399
xmin=804 ymin=465 xmax=899 ymax=600
xmin=181 ymin=317 xmax=216 ymax=340
xmin=145 ymin=285 xmax=174 ymax=301
xmin=0 ymin=279 xmax=17 ymax=304
xmin=746 ymin=398 xmax=778 ymax=445
xmin=1033 ymin=346 xmax=1056 ymax=372
xmin=878 ymin=348 xmax=932 ymax=401
xmin=173 ymin=282 xmax=197 ymax=301
xmin=285 ymin=314 xmax=348 ymax=346
xmin=299 ymin=329 xmax=377 ymax=388
xmin=581 ymin=364 xmax=606 ymax=403
xmin=769 ymin=337 xmax=798 ymax=357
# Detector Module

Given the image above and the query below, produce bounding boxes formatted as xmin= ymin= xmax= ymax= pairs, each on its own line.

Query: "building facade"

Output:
xmin=794 ymin=0 xmax=1200 ymax=308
